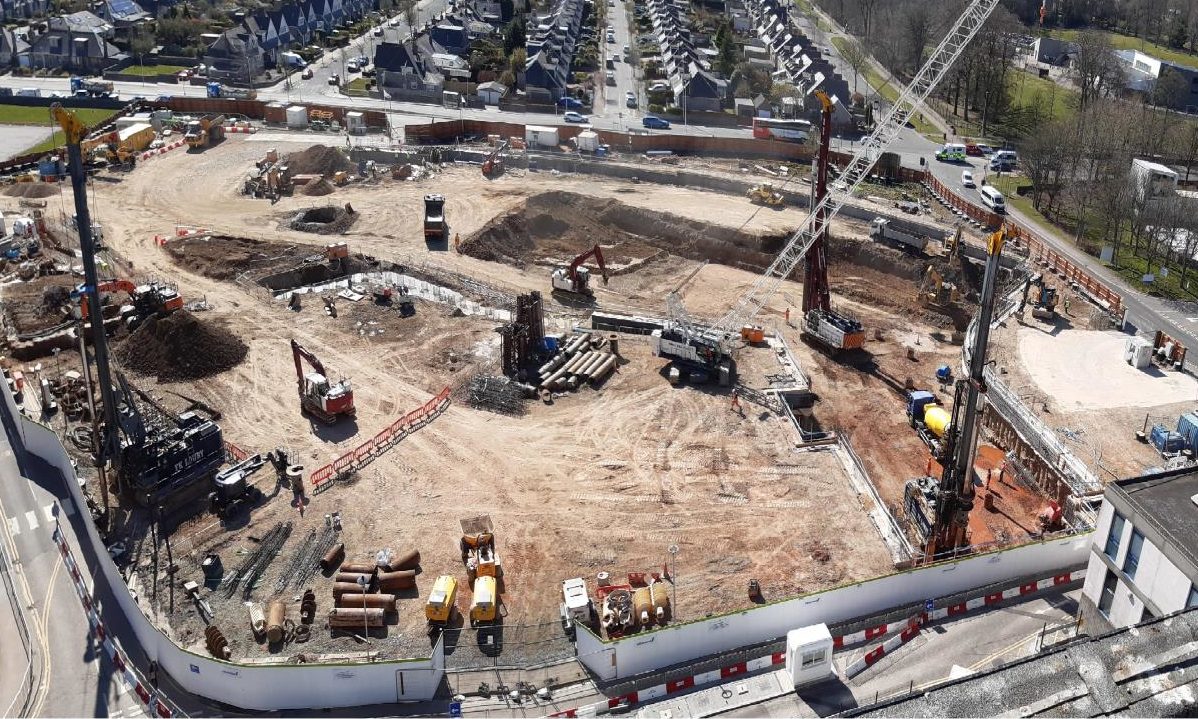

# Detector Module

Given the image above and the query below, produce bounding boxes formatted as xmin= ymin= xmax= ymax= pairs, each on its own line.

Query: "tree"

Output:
xmin=508 ymin=47 xmax=526 ymax=75
xmin=714 ymin=20 xmax=736 ymax=76
xmin=902 ymin=3 xmax=931 ymax=74
xmin=1071 ymin=29 xmax=1122 ymax=108
xmin=1176 ymin=122 xmax=1198 ymax=182
xmin=502 ymin=15 xmax=526 ymax=54
xmin=401 ymin=0 xmax=417 ymax=31
xmin=839 ymin=37 xmax=867 ymax=94
xmin=129 ymin=27 xmax=155 ymax=63
xmin=1152 ymin=67 xmax=1188 ymax=111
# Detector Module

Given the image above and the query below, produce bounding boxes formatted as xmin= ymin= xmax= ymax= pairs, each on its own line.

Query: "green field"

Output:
xmin=119 ymin=64 xmax=189 ymax=76
xmin=0 ymin=104 xmax=113 ymax=127
xmin=21 ymin=130 xmax=66 ymax=156
xmin=1008 ymin=69 xmax=1078 ymax=123
xmin=830 ymin=36 xmax=938 ymax=135
xmin=1048 ymin=28 xmax=1198 ymax=70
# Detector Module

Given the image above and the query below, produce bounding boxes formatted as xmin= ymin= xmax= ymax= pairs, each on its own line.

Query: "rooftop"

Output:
xmin=1113 ymin=466 xmax=1198 ymax=572
xmin=849 ymin=608 xmax=1198 ymax=717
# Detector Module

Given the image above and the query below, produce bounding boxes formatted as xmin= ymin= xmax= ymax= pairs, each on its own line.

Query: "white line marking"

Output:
xmin=7 ymin=517 xmax=18 ymax=536
xmin=24 ymin=511 xmax=37 ymax=531
xmin=42 ymin=505 xmax=54 ymax=523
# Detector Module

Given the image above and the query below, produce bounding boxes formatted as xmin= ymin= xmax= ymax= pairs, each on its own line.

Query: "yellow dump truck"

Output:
xmin=469 ymin=575 xmax=497 ymax=626
xmin=184 ymin=114 xmax=226 ymax=150
xmin=425 ymin=575 xmax=458 ymax=630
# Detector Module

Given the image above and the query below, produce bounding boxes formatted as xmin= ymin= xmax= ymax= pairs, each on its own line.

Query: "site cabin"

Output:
xmin=425 ymin=575 xmax=458 ymax=628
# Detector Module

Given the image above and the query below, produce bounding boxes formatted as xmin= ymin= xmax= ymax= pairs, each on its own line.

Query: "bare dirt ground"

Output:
xmin=9 ymin=136 xmax=1041 ymax=663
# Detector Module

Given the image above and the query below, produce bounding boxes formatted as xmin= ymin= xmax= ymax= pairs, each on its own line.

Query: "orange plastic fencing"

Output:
xmin=310 ymin=465 xmax=335 ymax=487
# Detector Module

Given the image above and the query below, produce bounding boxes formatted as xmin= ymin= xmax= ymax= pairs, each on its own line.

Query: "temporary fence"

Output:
xmin=140 ymin=139 xmax=187 ymax=161
xmin=52 ymin=523 xmax=185 ymax=718
xmin=224 ymin=441 xmax=250 ymax=462
xmin=309 ymin=386 xmax=451 ymax=491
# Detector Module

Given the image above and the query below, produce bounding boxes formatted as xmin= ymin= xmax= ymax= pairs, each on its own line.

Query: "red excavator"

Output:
xmin=290 ymin=339 xmax=355 ymax=424
xmin=76 ymin=279 xmax=184 ymax=325
xmin=481 ymin=140 xmax=508 ymax=177
xmin=550 ymin=245 xmax=609 ymax=297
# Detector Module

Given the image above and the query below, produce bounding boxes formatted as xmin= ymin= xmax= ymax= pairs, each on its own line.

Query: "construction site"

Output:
xmin=0 ymin=75 xmax=1183 ymax=678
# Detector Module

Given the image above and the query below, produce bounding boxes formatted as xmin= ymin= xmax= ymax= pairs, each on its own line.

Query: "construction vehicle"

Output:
xmin=208 ymin=452 xmax=267 ymax=518
xmin=205 ymin=82 xmax=258 ymax=101
xmin=904 ymin=228 xmax=1009 ymax=557
xmin=290 ymin=339 xmax=355 ymax=424
xmin=423 ymin=194 xmax=447 ymax=241
xmin=917 ymin=266 xmax=960 ymax=306
xmin=870 ymin=217 xmax=928 ymax=253
xmin=551 ymin=244 xmax=609 ymax=297
xmin=560 ymin=577 xmax=593 ymax=637
xmin=469 ymin=575 xmax=498 ymax=626
xmin=482 ymin=139 xmax=508 ymax=177
xmin=747 ymin=183 xmax=784 ymax=208
xmin=906 ymin=389 xmax=951 ymax=456
xmin=184 ymin=114 xmax=226 ymax=150
xmin=70 ymin=76 xmax=113 ymax=96
xmin=656 ymin=0 xmax=1001 ymax=378
xmin=1020 ymin=273 xmax=1057 ymax=320
xmin=75 ymin=279 xmax=184 ymax=325
xmin=425 ymin=575 xmax=459 ymax=633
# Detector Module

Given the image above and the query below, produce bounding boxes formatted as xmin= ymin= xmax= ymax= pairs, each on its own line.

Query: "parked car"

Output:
xmin=624 ymin=44 xmax=630 ymax=55
xmin=626 ymin=91 xmax=637 ymax=108
xmin=606 ymin=70 xmax=616 ymax=85
xmin=965 ymin=143 xmax=983 ymax=156
xmin=302 ymin=67 xmax=314 ymax=79
xmin=975 ymin=143 xmax=993 ymax=155
xmin=557 ymin=96 xmax=583 ymax=109
xmin=961 ymin=170 xmax=975 ymax=188
xmin=328 ymin=73 xmax=340 ymax=85
xmin=649 ymin=81 xmax=671 ymax=93
xmin=642 ymin=115 xmax=670 ymax=129
xmin=563 ymin=111 xmax=589 ymax=123
xmin=374 ymin=27 xmax=384 ymax=36
xmin=346 ymin=60 xmax=359 ymax=72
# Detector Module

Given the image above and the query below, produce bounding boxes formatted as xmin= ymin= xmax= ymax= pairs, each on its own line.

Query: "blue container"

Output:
xmin=541 ymin=337 xmax=559 ymax=353
xmin=1178 ymin=411 xmax=1198 ymax=452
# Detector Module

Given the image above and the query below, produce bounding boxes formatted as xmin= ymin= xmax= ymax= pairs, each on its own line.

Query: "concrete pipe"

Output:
xmin=590 ymin=335 xmax=607 ymax=351
xmin=580 ymin=352 xmax=609 ymax=378
xmin=567 ymin=333 xmax=588 ymax=355
xmin=377 ymin=569 xmax=417 ymax=591
xmin=336 ymin=593 xmax=398 ymax=615
xmin=590 ymin=355 xmax=618 ymax=385
xmin=327 ymin=607 xmax=386 ymax=629
xmin=608 ymin=334 xmax=620 ymax=356
xmin=320 ymin=543 xmax=345 ymax=572
xmin=540 ymin=367 xmax=570 ymax=390
xmin=332 ymin=581 xmax=370 ymax=596
xmin=334 ymin=572 xmax=374 ymax=587
xmin=340 ymin=562 xmax=378 ymax=575
xmin=385 ymin=549 xmax=421 ymax=572
xmin=562 ymin=351 xmax=591 ymax=374
xmin=267 ymin=600 xmax=286 ymax=644
xmin=538 ymin=355 xmax=563 ymax=377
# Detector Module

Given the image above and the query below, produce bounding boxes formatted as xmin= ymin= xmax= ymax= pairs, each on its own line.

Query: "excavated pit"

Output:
xmin=287 ymin=204 xmax=359 ymax=235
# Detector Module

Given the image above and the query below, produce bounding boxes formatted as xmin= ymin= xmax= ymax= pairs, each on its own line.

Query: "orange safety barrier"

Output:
xmin=225 ymin=442 xmax=249 ymax=462
xmin=333 ymin=452 xmax=355 ymax=474
xmin=373 ymin=426 xmax=392 ymax=446
xmin=353 ymin=441 xmax=374 ymax=464
xmin=310 ymin=465 xmax=335 ymax=486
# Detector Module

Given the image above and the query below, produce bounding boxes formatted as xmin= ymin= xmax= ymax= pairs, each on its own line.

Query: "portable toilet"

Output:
xmin=469 ymin=575 xmax=497 ymax=626
xmin=785 ymin=623 xmax=834 ymax=687
xmin=345 ymin=111 xmax=365 ymax=135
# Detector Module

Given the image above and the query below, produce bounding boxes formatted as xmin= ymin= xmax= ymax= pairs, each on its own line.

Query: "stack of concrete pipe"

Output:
xmin=537 ymin=332 xmax=617 ymax=392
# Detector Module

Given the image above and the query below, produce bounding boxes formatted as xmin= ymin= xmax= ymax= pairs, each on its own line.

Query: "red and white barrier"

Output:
xmin=52 ymin=523 xmax=181 ymax=718
xmin=140 ymin=140 xmax=186 ymax=161
xmin=548 ymin=567 xmax=1087 ymax=716
xmin=223 ymin=125 xmax=258 ymax=134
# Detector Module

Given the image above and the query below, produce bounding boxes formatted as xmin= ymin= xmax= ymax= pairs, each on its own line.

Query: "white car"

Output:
xmin=961 ymin=170 xmax=975 ymax=188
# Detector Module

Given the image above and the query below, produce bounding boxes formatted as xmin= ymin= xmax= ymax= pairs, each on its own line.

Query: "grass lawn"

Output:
xmin=1048 ymin=28 xmax=1198 ymax=70
xmin=346 ymin=77 xmax=369 ymax=91
xmin=1008 ymin=69 xmax=1077 ymax=123
xmin=120 ymin=64 xmax=189 ymax=76
xmin=0 ymin=104 xmax=112 ymax=127
xmin=1111 ymin=248 xmax=1197 ymax=299
xmin=830 ymin=36 xmax=938 ymax=135
xmin=21 ymin=130 xmax=66 ymax=156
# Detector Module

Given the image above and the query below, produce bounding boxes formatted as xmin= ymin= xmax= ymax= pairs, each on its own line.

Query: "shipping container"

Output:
xmin=1178 ymin=411 xmax=1198 ymax=452
xmin=525 ymin=125 xmax=559 ymax=148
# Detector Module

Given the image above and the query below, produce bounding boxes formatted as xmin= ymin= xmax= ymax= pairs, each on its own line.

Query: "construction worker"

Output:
xmin=784 ymin=307 xmax=791 ymax=325
xmin=454 ymin=232 xmax=461 ymax=252
xmin=731 ymin=389 xmax=743 ymax=416
xmin=1063 ymin=294 xmax=1071 ymax=316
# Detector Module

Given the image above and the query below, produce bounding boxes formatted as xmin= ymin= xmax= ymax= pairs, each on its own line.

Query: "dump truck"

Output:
xmin=423 ymin=194 xmax=447 ymax=241
xmin=69 ymin=76 xmax=113 ymax=96
xmin=425 ymin=575 xmax=458 ymax=633
xmin=184 ymin=114 xmax=226 ymax=150
xmin=870 ymin=217 xmax=928 ymax=253
xmin=469 ymin=575 xmax=498 ymax=626
xmin=906 ymin=389 xmax=950 ymax=456
xmin=205 ymin=82 xmax=258 ymax=100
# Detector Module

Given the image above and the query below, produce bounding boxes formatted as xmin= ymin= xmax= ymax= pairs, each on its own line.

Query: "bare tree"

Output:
xmin=1176 ymin=122 xmax=1198 ymax=182
xmin=902 ymin=3 xmax=931 ymax=74
xmin=1071 ymin=29 xmax=1122 ymax=109
xmin=839 ymin=36 xmax=868 ymax=94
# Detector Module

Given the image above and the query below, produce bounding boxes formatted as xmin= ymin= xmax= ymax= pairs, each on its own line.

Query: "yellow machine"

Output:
xmin=460 ymin=515 xmax=501 ymax=580
xmin=918 ymin=266 xmax=960 ymax=306
xmin=184 ymin=114 xmax=226 ymax=149
xmin=747 ymin=183 xmax=784 ymax=207
xmin=469 ymin=575 xmax=498 ymax=626
xmin=425 ymin=575 xmax=458 ymax=627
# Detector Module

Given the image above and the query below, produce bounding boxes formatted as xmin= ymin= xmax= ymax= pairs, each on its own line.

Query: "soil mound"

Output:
xmin=4 ymin=183 xmax=58 ymax=199
xmin=286 ymin=145 xmax=354 ymax=177
xmin=302 ymin=178 xmax=335 ymax=196
xmin=116 ymin=310 xmax=248 ymax=381
xmin=459 ymin=213 xmax=536 ymax=266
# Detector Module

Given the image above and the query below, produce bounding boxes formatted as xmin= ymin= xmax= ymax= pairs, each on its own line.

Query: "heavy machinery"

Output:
xmin=469 ymin=575 xmax=498 ymax=626
xmin=423 ymin=194 xmax=447 ymax=241
xmin=551 ymin=244 xmax=609 ymax=297
xmin=906 ymin=389 xmax=951 ymax=456
xmin=904 ymin=228 xmax=1009 ymax=557
xmin=53 ymin=103 xmax=225 ymax=510
xmin=747 ymin=183 xmax=784 ymax=208
xmin=655 ymin=0 xmax=1001 ymax=377
xmin=460 ymin=532 xmax=501 ymax=579
xmin=70 ymin=76 xmax=113 ymax=96
xmin=917 ymin=266 xmax=960 ymax=306
xmin=870 ymin=217 xmax=928 ymax=253
xmin=425 ymin=574 xmax=458 ymax=634
xmin=205 ymin=82 xmax=258 ymax=100
xmin=482 ymin=139 xmax=509 ymax=177
xmin=76 ymin=279 xmax=183 ymax=325
xmin=290 ymin=339 xmax=355 ymax=424
xmin=184 ymin=114 xmax=226 ymax=150
xmin=1020 ymin=273 xmax=1057 ymax=320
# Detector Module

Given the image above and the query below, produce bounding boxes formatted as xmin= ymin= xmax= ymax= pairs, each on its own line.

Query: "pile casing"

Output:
xmin=378 ymin=569 xmax=416 ymax=591
xmin=267 ymin=600 xmax=286 ymax=643
xmin=320 ymin=543 xmax=345 ymax=571
xmin=328 ymin=607 xmax=386 ymax=628
xmin=385 ymin=549 xmax=421 ymax=572
xmin=336 ymin=592 xmax=398 ymax=615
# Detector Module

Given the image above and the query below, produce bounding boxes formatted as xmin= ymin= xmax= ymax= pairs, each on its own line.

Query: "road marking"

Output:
xmin=1188 ymin=317 xmax=1198 ymax=322
xmin=23 ymin=511 xmax=37 ymax=531
xmin=62 ymin=499 xmax=75 ymax=517
xmin=7 ymin=517 xmax=18 ymax=536
xmin=42 ymin=504 xmax=54 ymax=523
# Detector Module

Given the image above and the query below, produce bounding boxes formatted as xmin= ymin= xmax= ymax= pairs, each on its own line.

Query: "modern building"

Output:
xmin=1029 ymin=36 xmax=1077 ymax=66
xmin=1079 ymin=467 xmax=1198 ymax=633
xmin=1115 ymin=48 xmax=1198 ymax=112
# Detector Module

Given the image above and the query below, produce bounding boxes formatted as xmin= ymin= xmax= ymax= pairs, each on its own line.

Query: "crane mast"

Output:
xmin=695 ymin=0 xmax=1001 ymax=342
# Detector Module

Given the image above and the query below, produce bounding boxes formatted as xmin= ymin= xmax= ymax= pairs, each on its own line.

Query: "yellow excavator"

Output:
xmin=747 ymin=182 xmax=784 ymax=208
xmin=918 ymin=265 xmax=960 ymax=306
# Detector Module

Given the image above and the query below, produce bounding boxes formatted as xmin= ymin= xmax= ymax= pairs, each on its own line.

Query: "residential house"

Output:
xmin=0 ymin=0 xmax=49 ymax=24
xmin=1115 ymin=48 xmax=1198 ymax=112
xmin=430 ymin=20 xmax=468 ymax=55
xmin=521 ymin=0 xmax=584 ymax=100
xmin=1079 ymin=467 xmax=1198 ymax=632
xmin=469 ymin=0 xmax=503 ymax=23
xmin=203 ymin=25 xmax=265 ymax=81
xmin=477 ymin=79 xmax=506 ymax=104
xmin=100 ymin=0 xmax=150 ymax=30
xmin=429 ymin=51 xmax=470 ymax=80
xmin=1029 ymin=36 xmax=1076 ymax=66
xmin=674 ymin=63 xmax=725 ymax=112
xmin=0 ymin=26 xmax=29 ymax=67
xmin=374 ymin=39 xmax=444 ymax=95
xmin=26 ymin=11 xmax=123 ymax=73
xmin=281 ymin=3 xmax=310 ymax=47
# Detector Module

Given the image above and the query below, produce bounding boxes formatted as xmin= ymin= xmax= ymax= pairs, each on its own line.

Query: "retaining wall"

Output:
xmin=575 ymin=532 xmax=1090 ymax=681
xmin=3 ymin=383 xmax=446 ymax=711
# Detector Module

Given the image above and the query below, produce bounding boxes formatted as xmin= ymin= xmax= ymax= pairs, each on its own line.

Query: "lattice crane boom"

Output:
xmin=702 ymin=0 xmax=1002 ymax=341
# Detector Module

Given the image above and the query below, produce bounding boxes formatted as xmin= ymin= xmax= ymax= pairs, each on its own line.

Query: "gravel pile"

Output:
xmin=116 ymin=310 xmax=248 ymax=382
xmin=302 ymin=178 xmax=335 ymax=196
xmin=4 ymin=183 xmax=59 ymax=199
xmin=285 ymin=145 xmax=354 ymax=177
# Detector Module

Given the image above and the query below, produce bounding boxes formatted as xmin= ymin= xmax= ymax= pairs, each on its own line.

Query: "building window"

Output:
xmin=1187 ymin=585 xmax=1198 ymax=609
xmin=800 ymin=648 xmax=825 ymax=669
xmin=1098 ymin=570 xmax=1118 ymax=617
xmin=1105 ymin=512 xmax=1126 ymax=560
xmin=1123 ymin=529 xmax=1145 ymax=580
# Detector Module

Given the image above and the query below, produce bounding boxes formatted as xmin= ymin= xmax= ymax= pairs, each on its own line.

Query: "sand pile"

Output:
xmin=302 ymin=178 xmax=335 ymax=196
xmin=458 ymin=213 xmax=536 ymax=266
xmin=116 ymin=310 xmax=248 ymax=382
xmin=4 ymin=184 xmax=58 ymax=199
xmin=286 ymin=145 xmax=354 ymax=177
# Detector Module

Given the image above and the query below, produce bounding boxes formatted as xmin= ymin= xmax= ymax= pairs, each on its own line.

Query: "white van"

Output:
xmin=990 ymin=150 xmax=1017 ymax=170
xmin=979 ymin=186 xmax=1006 ymax=213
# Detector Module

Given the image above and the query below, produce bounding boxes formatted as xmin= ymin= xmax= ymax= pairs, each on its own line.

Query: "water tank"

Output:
xmin=286 ymin=105 xmax=308 ymax=128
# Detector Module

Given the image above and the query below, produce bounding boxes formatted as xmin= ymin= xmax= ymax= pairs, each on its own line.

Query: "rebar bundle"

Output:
xmin=466 ymin=375 xmax=527 ymax=416
xmin=274 ymin=528 xmax=318 ymax=594
xmin=222 ymin=522 xmax=292 ymax=598
xmin=296 ymin=524 xmax=338 ymax=589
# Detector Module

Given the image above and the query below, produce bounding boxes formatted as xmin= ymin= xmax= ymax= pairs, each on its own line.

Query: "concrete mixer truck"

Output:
xmin=906 ymin=390 xmax=950 ymax=457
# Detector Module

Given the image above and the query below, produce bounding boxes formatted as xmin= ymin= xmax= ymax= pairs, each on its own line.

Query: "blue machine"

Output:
xmin=906 ymin=390 xmax=937 ymax=420
xmin=1150 ymin=424 xmax=1186 ymax=454
xmin=936 ymin=365 xmax=953 ymax=383
xmin=206 ymin=82 xmax=222 ymax=98
xmin=1177 ymin=411 xmax=1198 ymax=453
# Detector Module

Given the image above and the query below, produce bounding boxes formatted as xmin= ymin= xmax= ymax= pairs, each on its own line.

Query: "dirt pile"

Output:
xmin=285 ymin=145 xmax=354 ymax=177
xmin=458 ymin=213 xmax=536 ymax=266
xmin=4 ymin=184 xmax=58 ymax=199
xmin=164 ymin=234 xmax=302 ymax=281
xmin=302 ymin=178 xmax=335 ymax=196
xmin=115 ymin=310 xmax=248 ymax=381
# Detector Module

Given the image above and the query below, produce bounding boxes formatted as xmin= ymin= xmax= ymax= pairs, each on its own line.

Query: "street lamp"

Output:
xmin=667 ymin=543 xmax=679 ymax=619
xmin=679 ymin=73 xmax=690 ymax=127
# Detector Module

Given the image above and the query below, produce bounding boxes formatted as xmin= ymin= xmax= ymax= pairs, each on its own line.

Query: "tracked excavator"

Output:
xmin=75 ymin=279 xmax=184 ymax=326
xmin=290 ymin=339 xmax=355 ymax=424
xmin=746 ymin=183 xmax=784 ymax=207
xmin=551 ymin=244 xmax=609 ymax=297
